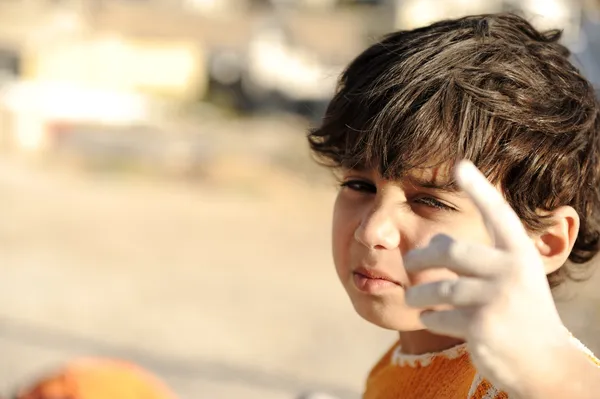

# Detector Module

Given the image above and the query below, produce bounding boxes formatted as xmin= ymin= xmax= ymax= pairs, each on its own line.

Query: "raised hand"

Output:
xmin=404 ymin=160 xmax=578 ymax=397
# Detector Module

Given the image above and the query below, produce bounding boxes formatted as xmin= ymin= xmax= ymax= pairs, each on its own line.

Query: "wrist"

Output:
xmin=513 ymin=338 xmax=600 ymax=399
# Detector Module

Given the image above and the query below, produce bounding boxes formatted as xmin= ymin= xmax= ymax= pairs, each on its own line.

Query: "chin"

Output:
xmin=350 ymin=296 xmax=425 ymax=332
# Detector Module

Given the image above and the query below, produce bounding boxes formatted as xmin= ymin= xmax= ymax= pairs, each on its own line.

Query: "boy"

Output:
xmin=308 ymin=13 xmax=600 ymax=399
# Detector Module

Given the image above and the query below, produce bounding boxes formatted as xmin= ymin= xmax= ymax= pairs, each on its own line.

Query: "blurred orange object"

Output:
xmin=15 ymin=358 xmax=178 ymax=399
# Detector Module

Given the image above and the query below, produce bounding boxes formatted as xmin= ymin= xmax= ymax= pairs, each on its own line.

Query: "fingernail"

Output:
xmin=455 ymin=160 xmax=479 ymax=188
xmin=456 ymin=159 xmax=475 ymax=176
xmin=404 ymin=287 xmax=415 ymax=307
xmin=403 ymin=252 xmax=415 ymax=271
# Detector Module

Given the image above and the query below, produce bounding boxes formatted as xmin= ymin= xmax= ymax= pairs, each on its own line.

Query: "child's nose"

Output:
xmin=354 ymin=207 xmax=400 ymax=250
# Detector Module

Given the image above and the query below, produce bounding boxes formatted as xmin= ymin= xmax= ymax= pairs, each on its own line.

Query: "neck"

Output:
xmin=399 ymin=330 xmax=464 ymax=355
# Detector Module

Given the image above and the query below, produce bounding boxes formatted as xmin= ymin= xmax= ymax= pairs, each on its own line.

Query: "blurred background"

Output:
xmin=2 ymin=0 xmax=600 ymax=398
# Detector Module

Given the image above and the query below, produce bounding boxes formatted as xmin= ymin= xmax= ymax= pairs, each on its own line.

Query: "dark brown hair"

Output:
xmin=308 ymin=13 xmax=600 ymax=288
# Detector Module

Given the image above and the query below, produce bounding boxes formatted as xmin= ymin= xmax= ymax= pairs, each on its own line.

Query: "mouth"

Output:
xmin=352 ymin=267 xmax=403 ymax=293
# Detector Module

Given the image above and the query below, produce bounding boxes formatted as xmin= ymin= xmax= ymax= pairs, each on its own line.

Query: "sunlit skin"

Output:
xmin=332 ymin=162 xmax=570 ymax=345
xmin=332 ymin=160 xmax=600 ymax=398
xmin=332 ymin=163 xmax=492 ymax=353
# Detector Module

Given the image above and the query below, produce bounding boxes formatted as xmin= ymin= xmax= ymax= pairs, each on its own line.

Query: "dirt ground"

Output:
xmin=1 ymin=117 xmax=600 ymax=398
xmin=0 ymin=146 xmax=395 ymax=399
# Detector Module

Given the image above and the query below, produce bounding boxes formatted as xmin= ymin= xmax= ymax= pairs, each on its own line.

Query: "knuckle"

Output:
xmin=446 ymin=240 xmax=466 ymax=260
xmin=431 ymin=233 xmax=452 ymax=245
xmin=431 ymin=234 xmax=454 ymax=253
xmin=437 ymin=280 xmax=456 ymax=299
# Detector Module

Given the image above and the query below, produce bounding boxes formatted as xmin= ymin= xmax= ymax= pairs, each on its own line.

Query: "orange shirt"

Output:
xmin=364 ymin=335 xmax=599 ymax=399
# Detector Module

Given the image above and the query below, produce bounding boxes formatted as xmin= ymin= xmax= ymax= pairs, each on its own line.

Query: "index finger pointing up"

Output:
xmin=454 ymin=160 xmax=530 ymax=252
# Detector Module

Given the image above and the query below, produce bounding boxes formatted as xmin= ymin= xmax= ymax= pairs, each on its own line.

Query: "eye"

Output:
xmin=340 ymin=179 xmax=376 ymax=194
xmin=413 ymin=196 xmax=456 ymax=211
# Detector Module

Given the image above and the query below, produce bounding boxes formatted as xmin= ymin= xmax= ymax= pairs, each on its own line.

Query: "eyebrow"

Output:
xmin=342 ymin=167 xmax=466 ymax=195
xmin=405 ymin=175 xmax=462 ymax=193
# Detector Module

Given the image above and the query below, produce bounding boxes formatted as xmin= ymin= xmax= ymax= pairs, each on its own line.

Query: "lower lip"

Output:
xmin=352 ymin=273 xmax=401 ymax=293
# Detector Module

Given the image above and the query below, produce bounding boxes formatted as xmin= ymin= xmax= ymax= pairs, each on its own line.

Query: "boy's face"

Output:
xmin=332 ymin=165 xmax=494 ymax=331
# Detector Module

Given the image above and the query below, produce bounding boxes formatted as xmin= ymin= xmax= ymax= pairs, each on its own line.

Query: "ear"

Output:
xmin=533 ymin=206 xmax=580 ymax=275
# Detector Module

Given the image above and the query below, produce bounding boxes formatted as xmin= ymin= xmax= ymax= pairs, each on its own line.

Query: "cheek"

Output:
xmin=331 ymin=199 xmax=355 ymax=267
xmin=452 ymin=207 xmax=493 ymax=244
xmin=405 ymin=224 xmax=459 ymax=285
xmin=410 ymin=268 xmax=459 ymax=287
xmin=405 ymin=215 xmax=488 ymax=286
